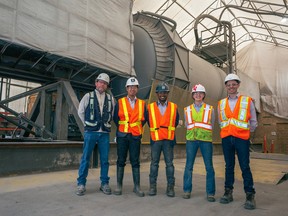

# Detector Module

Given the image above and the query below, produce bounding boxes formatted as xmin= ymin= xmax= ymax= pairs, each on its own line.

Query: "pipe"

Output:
xmin=194 ymin=14 xmax=234 ymax=73
xmin=140 ymin=11 xmax=177 ymax=32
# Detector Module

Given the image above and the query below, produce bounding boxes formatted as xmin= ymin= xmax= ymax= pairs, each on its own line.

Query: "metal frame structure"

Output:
xmin=149 ymin=0 xmax=288 ymax=50
xmin=0 ymin=39 xmax=118 ymax=91
xmin=0 ymin=81 xmax=83 ymax=140
xmin=0 ymin=39 xmax=121 ymax=140
xmin=1 ymin=1 xmax=287 ymax=140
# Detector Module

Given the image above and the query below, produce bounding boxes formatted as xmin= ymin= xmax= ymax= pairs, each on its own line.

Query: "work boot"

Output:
xmin=207 ymin=194 xmax=216 ymax=202
xmin=76 ymin=185 xmax=86 ymax=196
xmin=132 ymin=168 xmax=145 ymax=197
xmin=244 ymin=192 xmax=256 ymax=210
xmin=114 ymin=166 xmax=124 ymax=195
xmin=100 ymin=184 xmax=112 ymax=195
xmin=148 ymin=184 xmax=157 ymax=196
xmin=166 ymin=185 xmax=175 ymax=197
xmin=220 ymin=188 xmax=233 ymax=204
xmin=182 ymin=192 xmax=191 ymax=199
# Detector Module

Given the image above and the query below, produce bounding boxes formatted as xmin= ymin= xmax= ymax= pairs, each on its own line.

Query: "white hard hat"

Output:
xmin=224 ymin=73 xmax=241 ymax=84
xmin=192 ymin=84 xmax=206 ymax=93
xmin=126 ymin=77 xmax=139 ymax=87
xmin=96 ymin=73 xmax=110 ymax=83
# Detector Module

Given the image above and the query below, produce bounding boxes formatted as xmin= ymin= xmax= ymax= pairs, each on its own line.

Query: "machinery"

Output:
xmin=132 ymin=12 xmax=227 ymax=101
xmin=0 ymin=11 xmax=247 ymax=141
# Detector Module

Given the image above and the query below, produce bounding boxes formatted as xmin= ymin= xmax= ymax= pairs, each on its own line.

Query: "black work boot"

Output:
xmin=244 ymin=192 xmax=256 ymax=210
xmin=166 ymin=185 xmax=175 ymax=197
xmin=114 ymin=166 xmax=124 ymax=195
xmin=220 ymin=188 xmax=233 ymax=204
xmin=148 ymin=184 xmax=157 ymax=196
xmin=132 ymin=168 xmax=145 ymax=197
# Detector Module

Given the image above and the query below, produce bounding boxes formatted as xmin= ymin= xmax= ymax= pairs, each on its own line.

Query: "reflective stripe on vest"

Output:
xmin=220 ymin=118 xmax=249 ymax=129
xmin=119 ymin=98 xmax=129 ymax=132
xmin=149 ymin=103 xmax=159 ymax=140
xmin=187 ymin=122 xmax=212 ymax=130
xmin=89 ymin=92 xmax=94 ymax=120
xmin=219 ymin=99 xmax=227 ymax=122
xmin=168 ymin=103 xmax=175 ymax=139
xmin=238 ymin=96 xmax=249 ymax=121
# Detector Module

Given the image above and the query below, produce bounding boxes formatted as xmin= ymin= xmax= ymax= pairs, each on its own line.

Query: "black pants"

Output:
xmin=116 ymin=134 xmax=141 ymax=168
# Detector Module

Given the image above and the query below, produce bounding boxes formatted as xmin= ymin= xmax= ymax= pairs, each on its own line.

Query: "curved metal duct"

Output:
xmin=132 ymin=12 xmax=190 ymax=99
xmin=133 ymin=12 xmax=227 ymax=100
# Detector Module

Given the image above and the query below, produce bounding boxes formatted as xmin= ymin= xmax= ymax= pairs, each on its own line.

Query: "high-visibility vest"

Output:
xmin=118 ymin=97 xmax=145 ymax=136
xmin=184 ymin=103 xmax=213 ymax=142
xmin=84 ymin=91 xmax=113 ymax=132
xmin=218 ymin=96 xmax=252 ymax=140
xmin=148 ymin=102 xmax=177 ymax=141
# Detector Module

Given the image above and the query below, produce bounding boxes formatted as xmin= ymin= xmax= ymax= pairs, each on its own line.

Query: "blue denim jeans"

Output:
xmin=116 ymin=134 xmax=141 ymax=168
xmin=222 ymin=136 xmax=255 ymax=193
xmin=77 ymin=131 xmax=110 ymax=186
xmin=183 ymin=140 xmax=215 ymax=195
xmin=149 ymin=140 xmax=175 ymax=185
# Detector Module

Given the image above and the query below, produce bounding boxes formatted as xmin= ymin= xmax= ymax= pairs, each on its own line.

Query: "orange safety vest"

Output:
xmin=118 ymin=97 xmax=145 ymax=136
xmin=148 ymin=102 xmax=177 ymax=141
xmin=218 ymin=96 xmax=252 ymax=140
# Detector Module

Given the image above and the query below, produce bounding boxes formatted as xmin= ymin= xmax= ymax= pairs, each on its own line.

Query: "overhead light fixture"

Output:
xmin=281 ymin=17 xmax=287 ymax=23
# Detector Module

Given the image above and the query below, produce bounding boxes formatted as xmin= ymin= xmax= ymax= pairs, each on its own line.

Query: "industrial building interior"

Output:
xmin=0 ymin=0 xmax=287 ymax=215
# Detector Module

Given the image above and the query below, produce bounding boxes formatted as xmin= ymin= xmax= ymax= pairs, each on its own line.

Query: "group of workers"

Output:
xmin=75 ymin=72 xmax=257 ymax=210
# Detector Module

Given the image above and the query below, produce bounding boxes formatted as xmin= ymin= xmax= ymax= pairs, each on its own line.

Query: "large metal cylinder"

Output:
xmin=133 ymin=25 xmax=157 ymax=99
xmin=111 ymin=25 xmax=156 ymax=99
xmin=188 ymin=53 xmax=227 ymax=100
xmin=132 ymin=12 xmax=227 ymax=101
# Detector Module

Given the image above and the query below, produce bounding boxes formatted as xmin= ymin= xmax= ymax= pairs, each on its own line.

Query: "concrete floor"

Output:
xmin=0 ymin=153 xmax=287 ymax=216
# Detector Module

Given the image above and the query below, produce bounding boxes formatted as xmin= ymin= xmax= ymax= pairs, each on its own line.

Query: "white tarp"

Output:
xmin=0 ymin=0 xmax=135 ymax=76
xmin=189 ymin=52 xmax=261 ymax=112
xmin=237 ymin=41 xmax=288 ymax=119
xmin=237 ymin=71 xmax=261 ymax=113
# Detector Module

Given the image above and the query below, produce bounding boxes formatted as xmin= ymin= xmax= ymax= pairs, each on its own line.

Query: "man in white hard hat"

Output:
xmin=218 ymin=73 xmax=258 ymax=210
xmin=182 ymin=84 xmax=216 ymax=202
xmin=76 ymin=73 xmax=115 ymax=196
xmin=113 ymin=77 xmax=146 ymax=197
